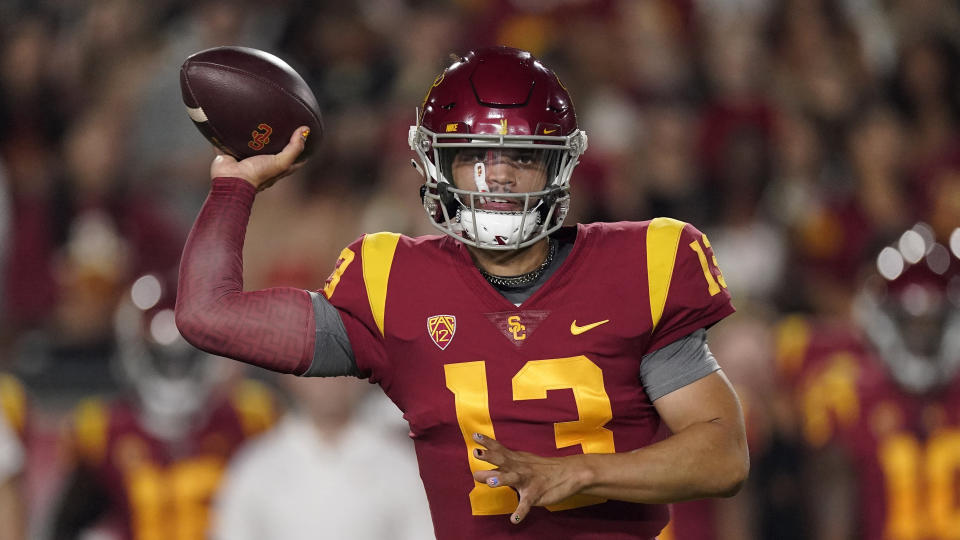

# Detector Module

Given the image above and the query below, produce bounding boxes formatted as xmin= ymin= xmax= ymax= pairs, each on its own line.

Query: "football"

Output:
xmin=179 ymin=46 xmax=323 ymax=161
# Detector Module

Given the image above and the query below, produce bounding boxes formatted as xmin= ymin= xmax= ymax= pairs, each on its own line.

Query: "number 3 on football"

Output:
xmin=179 ymin=46 xmax=323 ymax=161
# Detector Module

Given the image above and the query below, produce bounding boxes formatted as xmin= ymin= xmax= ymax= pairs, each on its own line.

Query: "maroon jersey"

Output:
xmin=323 ymin=218 xmax=734 ymax=539
xmin=68 ymin=381 xmax=276 ymax=540
xmin=795 ymin=329 xmax=960 ymax=540
xmin=658 ymin=500 xmax=717 ymax=540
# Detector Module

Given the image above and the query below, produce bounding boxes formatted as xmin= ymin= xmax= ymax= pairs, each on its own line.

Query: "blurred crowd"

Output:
xmin=1 ymin=0 xmax=959 ymax=539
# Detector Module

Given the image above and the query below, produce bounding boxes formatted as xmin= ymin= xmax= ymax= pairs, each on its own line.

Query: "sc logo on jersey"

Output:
xmin=427 ymin=315 xmax=456 ymax=350
xmin=507 ymin=315 xmax=525 ymax=341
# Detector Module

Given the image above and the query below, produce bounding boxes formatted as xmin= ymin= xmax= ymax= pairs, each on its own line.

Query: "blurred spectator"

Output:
xmin=0 ymin=15 xmax=66 ymax=332
xmin=891 ymin=34 xmax=960 ymax=216
xmin=696 ymin=18 xmax=785 ymax=305
xmin=9 ymin=108 xmax=185 ymax=398
xmin=784 ymin=104 xmax=908 ymax=316
xmin=767 ymin=0 xmax=869 ymax=133
xmin=614 ymin=0 xmax=695 ymax=99
xmin=211 ymin=376 xmax=433 ymax=540
xmin=608 ymin=101 xmax=707 ymax=224
xmin=4 ymin=103 xmax=184 ymax=336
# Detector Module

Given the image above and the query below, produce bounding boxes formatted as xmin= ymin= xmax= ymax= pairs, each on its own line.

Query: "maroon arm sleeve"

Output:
xmin=175 ymin=177 xmax=314 ymax=374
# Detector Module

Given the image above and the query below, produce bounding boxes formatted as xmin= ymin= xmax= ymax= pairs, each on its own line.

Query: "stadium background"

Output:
xmin=0 ymin=0 xmax=959 ymax=538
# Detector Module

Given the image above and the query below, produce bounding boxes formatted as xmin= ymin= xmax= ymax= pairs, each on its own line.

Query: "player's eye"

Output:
xmin=455 ymin=149 xmax=485 ymax=163
xmin=500 ymin=149 xmax=540 ymax=166
xmin=514 ymin=150 xmax=538 ymax=165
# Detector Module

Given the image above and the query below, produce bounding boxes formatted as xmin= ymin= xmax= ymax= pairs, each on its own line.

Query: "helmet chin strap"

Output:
xmin=454 ymin=161 xmax=540 ymax=247
xmin=456 ymin=205 xmax=542 ymax=247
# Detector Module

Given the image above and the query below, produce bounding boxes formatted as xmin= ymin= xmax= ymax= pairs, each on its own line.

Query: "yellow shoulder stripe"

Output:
xmin=646 ymin=218 xmax=686 ymax=330
xmin=231 ymin=380 xmax=276 ymax=437
xmin=362 ymin=232 xmax=401 ymax=337
xmin=74 ymin=398 xmax=108 ymax=463
xmin=0 ymin=374 xmax=26 ymax=434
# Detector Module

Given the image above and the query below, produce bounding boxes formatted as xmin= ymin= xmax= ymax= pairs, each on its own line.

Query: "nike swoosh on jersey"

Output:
xmin=570 ymin=319 xmax=610 ymax=335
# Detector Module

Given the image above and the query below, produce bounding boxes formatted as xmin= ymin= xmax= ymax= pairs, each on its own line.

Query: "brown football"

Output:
xmin=180 ymin=46 xmax=322 ymax=161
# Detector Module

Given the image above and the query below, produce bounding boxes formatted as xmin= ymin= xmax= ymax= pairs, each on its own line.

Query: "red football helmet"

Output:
xmin=410 ymin=46 xmax=588 ymax=249
xmin=854 ymin=224 xmax=960 ymax=393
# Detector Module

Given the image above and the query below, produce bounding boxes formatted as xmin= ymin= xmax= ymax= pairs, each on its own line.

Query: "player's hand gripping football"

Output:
xmin=210 ymin=126 xmax=310 ymax=192
xmin=471 ymin=433 xmax=590 ymax=525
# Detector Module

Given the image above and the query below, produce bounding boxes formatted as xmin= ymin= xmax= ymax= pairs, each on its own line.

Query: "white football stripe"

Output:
xmin=186 ymin=106 xmax=208 ymax=123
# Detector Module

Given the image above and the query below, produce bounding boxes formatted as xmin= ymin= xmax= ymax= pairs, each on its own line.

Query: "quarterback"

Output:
xmin=176 ymin=46 xmax=748 ymax=539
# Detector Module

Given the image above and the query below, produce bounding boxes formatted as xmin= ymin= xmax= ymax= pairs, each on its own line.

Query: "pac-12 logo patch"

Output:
xmin=427 ymin=315 xmax=456 ymax=350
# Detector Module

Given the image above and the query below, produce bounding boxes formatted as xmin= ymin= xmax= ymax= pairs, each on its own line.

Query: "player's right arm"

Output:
xmin=176 ymin=127 xmax=346 ymax=375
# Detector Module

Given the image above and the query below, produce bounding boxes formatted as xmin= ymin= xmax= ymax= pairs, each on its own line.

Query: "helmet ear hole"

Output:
xmin=437 ymin=182 xmax=459 ymax=216
xmin=537 ymin=186 xmax=564 ymax=223
xmin=538 ymin=188 xmax=557 ymax=218
xmin=422 ymin=182 xmax=461 ymax=223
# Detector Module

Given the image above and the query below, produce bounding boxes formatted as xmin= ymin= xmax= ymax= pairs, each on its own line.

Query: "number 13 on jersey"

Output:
xmin=444 ymin=356 xmax=615 ymax=515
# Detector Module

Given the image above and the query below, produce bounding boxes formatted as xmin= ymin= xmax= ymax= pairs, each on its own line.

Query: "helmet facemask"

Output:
xmin=853 ymin=226 xmax=960 ymax=394
xmin=113 ymin=275 xmax=226 ymax=440
xmin=412 ymin=126 xmax=587 ymax=249
xmin=854 ymin=285 xmax=960 ymax=394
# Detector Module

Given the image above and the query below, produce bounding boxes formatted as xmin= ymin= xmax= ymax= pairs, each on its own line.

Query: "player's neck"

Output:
xmin=467 ymin=238 xmax=550 ymax=277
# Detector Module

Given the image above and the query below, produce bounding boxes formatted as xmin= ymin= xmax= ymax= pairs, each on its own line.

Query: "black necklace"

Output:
xmin=480 ymin=239 xmax=558 ymax=288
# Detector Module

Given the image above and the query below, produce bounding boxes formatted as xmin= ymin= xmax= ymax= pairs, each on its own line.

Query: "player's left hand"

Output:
xmin=471 ymin=433 xmax=589 ymax=525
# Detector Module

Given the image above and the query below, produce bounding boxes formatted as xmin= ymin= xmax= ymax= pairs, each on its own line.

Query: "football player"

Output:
xmin=50 ymin=274 xmax=276 ymax=540
xmin=176 ymin=46 xmax=748 ymax=539
xmin=791 ymin=224 xmax=960 ymax=540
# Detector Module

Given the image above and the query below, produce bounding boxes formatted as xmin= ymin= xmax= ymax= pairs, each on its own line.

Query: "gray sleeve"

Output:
xmin=301 ymin=291 xmax=361 ymax=377
xmin=640 ymin=328 xmax=720 ymax=402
